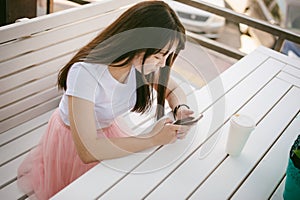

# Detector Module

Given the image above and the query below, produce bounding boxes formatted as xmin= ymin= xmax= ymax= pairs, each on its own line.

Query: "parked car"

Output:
xmin=259 ymin=0 xmax=300 ymax=58
xmin=164 ymin=0 xmax=225 ymax=38
xmin=280 ymin=0 xmax=300 ymax=58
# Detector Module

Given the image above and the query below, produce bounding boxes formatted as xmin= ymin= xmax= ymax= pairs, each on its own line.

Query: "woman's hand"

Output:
xmin=149 ymin=117 xmax=191 ymax=146
xmin=175 ymin=106 xmax=194 ymax=120
xmin=173 ymin=107 xmax=195 ymax=139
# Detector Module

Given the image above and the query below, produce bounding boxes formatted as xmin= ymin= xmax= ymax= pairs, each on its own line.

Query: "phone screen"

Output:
xmin=173 ymin=114 xmax=203 ymax=126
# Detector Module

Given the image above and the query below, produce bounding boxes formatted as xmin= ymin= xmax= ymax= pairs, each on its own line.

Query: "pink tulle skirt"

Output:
xmin=17 ymin=109 xmax=128 ymax=199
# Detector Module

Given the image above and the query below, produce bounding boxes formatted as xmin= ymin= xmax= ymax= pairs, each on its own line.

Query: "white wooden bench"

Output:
xmin=0 ymin=1 xmax=144 ymax=198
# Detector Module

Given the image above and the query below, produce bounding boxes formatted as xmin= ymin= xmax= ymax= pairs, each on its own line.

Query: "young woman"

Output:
xmin=17 ymin=1 xmax=194 ymax=199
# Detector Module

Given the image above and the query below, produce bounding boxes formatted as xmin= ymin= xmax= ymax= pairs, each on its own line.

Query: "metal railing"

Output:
xmin=175 ymin=0 xmax=300 ymax=59
xmin=63 ymin=0 xmax=300 ymax=60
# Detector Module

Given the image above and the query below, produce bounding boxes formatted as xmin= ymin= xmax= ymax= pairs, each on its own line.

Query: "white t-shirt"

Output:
xmin=59 ymin=62 xmax=137 ymax=129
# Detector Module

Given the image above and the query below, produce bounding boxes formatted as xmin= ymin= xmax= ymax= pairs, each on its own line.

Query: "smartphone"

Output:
xmin=173 ymin=114 xmax=203 ymax=126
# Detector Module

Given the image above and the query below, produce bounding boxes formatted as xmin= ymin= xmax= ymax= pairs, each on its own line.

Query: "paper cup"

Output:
xmin=225 ymin=114 xmax=255 ymax=156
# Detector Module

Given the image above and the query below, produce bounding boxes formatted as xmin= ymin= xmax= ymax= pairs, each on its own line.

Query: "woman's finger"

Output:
xmin=176 ymin=131 xmax=187 ymax=140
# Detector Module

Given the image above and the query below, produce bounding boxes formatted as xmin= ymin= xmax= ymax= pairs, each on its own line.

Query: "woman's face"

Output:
xmin=133 ymin=42 xmax=178 ymax=75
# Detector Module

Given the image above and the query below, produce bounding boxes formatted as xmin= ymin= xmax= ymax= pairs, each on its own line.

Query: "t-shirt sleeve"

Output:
xmin=65 ymin=62 xmax=99 ymax=103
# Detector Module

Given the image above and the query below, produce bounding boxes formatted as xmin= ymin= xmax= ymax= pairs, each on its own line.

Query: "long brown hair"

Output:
xmin=57 ymin=1 xmax=186 ymax=119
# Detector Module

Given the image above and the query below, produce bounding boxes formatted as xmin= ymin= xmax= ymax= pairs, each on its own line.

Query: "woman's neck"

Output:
xmin=108 ymin=64 xmax=132 ymax=84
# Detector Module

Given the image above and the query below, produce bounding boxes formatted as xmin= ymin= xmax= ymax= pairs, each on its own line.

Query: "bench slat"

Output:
xmin=0 ymin=0 xmax=140 ymax=44
xmin=1 ymin=87 xmax=62 ymax=122
xmin=0 ymin=73 xmax=57 ymax=108
xmin=0 ymin=110 xmax=54 ymax=147
xmin=0 ymin=181 xmax=24 ymax=200
xmin=0 ymin=59 xmax=62 ymax=94
xmin=0 ymin=112 xmax=52 ymax=190
xmin=0 ymin=96 xmax=61 ymax=133
xmin=0 ymin=124 xmax=47 ymax=166
xmin=0 ymin=31 xmax=94 ymax=79
xmin=0 ymin=9 xmax=123 ymax=62
xmin=0 ymin=154 xmax=27 ymax=188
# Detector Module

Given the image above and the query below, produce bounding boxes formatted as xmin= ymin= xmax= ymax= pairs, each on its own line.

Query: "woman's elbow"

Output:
xmin=77 ymin=148 xmax=99 ymax=164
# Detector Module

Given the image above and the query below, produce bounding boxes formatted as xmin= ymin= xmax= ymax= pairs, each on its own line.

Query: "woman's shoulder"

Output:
xmin=71 ymin=62 xmax=107 ymax=70
xmin=70 ymin=62 xmax=108 ymax=78
xmin=68 ymin=62 xmax=108 ymax=81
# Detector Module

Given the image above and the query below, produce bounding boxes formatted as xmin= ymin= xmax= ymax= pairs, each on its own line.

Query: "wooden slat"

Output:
xmin=0 ymin=113 xmax=52 ymax=195
xmin=0 ymin=109 xmax=53 ymax=145
xmin=231 ymin=113 xmax=300 ymax=199
xmin=0 ymin=115 xmax=51 ymax=190
xmin=0 ymin=73 xmax=58 ymax=108
xmin=256 ymin=46 xmax=300 ymax=70
xmin=282 ymin=65 xmax=300 ymax=79
xmin=0 ymin=0 xmax=141 ymax=44
xmin=277 ymin=71 xmax=300 ymax=88
xmin=145 ymin=78 xmax=292 ymax=199
xmin=189 ymin=87 xmax=300 ymax=199
xmin=0 ymin=53 xmax=70 ymax=93
xmin=0 ymin=119 xmax=49 ymax=192
xmin=0 ymin=8 xmax=123 ymax=62
xmin=0 ymin=181 xmax=24 ymax=200
xmin=270 ymin=177 xmax=285 ymax=200
xmin=0 ymin=31 xmax=94 ymax=79
xmin=0 ymin=96 xmax=61 ymax=133
xmin=0 ymin=87 xmax=62 ymax=122
xmin=0 ymin=153 xmax=27 ymax=188
xmin=0 ymin=125 xmax=47 ymax=166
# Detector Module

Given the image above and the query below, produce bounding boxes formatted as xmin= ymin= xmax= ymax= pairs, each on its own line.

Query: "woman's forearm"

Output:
xmin=167 ymin=87 xmax=187 ymax=108
xmin=69 ymin=96 xmax=158 ymax=163
xmin=81 ymin=134 xmax=156 ymax=163
xmin=165 ymin=81 xmax=187 ymax=110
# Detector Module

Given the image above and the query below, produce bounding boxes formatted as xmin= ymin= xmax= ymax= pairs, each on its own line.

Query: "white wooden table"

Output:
xmin=51 ymin=46 xmax=300 ymax=200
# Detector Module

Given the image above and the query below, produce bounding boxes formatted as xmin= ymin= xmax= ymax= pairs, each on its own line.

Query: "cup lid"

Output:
xmin=231 ymin=114 xmax=255 ymax=128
